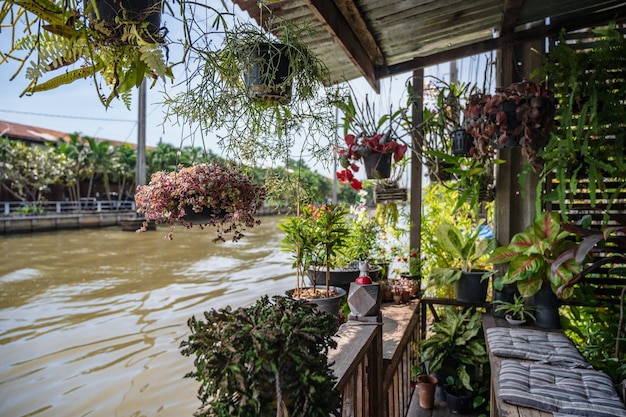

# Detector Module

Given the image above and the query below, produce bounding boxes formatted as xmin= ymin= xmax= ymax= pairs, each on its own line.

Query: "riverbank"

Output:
xmin=0 ymin=205 xmax=286 ymax=235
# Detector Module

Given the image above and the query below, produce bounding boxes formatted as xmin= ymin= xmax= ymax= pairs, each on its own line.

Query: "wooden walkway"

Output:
xmin=407 ymin=389 xmax=482 ymax=417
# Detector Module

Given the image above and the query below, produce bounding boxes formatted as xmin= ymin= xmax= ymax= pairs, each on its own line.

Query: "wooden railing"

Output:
xmin=329 ymin=301 xmax=420 ymax=417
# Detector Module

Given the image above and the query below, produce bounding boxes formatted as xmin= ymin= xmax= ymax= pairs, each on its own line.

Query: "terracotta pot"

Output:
xmin=417 ymin=375 xmax=438 ymax=409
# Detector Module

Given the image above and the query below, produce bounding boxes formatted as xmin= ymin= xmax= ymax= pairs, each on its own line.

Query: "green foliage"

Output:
xmin=562 ymin=303 xmax=626 ymax=385
xmin=535 ymin=24 xmax=626 ymax=220
xmin=1 ymin=0 xmax=173 ymax=108
xmin=0 ymin=137 xmax=73 ymax=203
xmin=180 ymin=295 xmax=341 ymax=417
xmin=489 ymin=211 xmax=582 ymax=297
xmin=492 ymin=294 xmax=535 ymax=321
xmin=430 ymin=219 xmax=496 ymax=286
xmin=339 ymin=200 xmax=382 ymax=264
xmin=279 ymin=204 xmax=350 ymax=291
xmin=420 ymin=307 xmax=487 ymax=392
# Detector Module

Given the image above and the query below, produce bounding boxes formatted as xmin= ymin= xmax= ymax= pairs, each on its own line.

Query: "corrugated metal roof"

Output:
xmin=233 ymin=0 xmax=626 ymax=91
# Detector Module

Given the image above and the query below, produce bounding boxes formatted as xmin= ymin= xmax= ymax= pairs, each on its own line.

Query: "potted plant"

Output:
xmin=133 ymin=162 xmax=266 ymax=242
xmin=488 ymin=211 xmax=583 ymax=328
xmin=430 ymin=220 xmax=497 ymax=304
xmin=492 ymin=293 xmax=536 ymax=325
xmin=279 ymin=204 xmax=349 ymax=315
xmin=420 ymin=307 xmax=488 ymax=412
xmin=164 ymin=18 xmax=343 ymax=167
xmin=307 ymin=200 xmax=383 ymax=290
xmin=334 ymin=93 xmax=408 ymax=191
xmin=180 ymin=295 xmax=341 ymax=417
xmin=464 ymin=79 xmax=555 ymax=172
xmin=1 ymin=0 xmax=173 ymax=108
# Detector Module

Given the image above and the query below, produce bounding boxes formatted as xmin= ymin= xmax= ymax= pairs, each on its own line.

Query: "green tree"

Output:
xmin=0 ymin=137 xmax=72 ymax=204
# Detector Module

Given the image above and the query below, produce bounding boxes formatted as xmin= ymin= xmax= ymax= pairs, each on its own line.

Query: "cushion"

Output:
xmin=486 ymin=327 xmax=592 ymax=368
xmin=499 ymin=360 xmax=626 ymax=417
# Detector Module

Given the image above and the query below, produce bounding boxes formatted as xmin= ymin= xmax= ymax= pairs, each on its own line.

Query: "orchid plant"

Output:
xmin=134 ymin=162 xmax=266 ymax=242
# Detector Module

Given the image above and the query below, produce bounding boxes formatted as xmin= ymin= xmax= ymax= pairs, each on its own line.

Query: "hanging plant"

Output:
xmin=463 ymin=79 xmax=555 ymax=171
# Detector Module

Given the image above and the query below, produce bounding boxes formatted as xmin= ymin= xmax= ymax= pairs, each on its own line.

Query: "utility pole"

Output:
xmin=136 ymin=80 xmax=147 ymax=189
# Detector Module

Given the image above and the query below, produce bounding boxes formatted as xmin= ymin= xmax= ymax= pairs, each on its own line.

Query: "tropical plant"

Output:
xmin=489 ymin=211 xmax=583 ymax=298
xmin=180 ymin=295 xmax=341 ymax=417
xmin=420 ymin=307 xmax=487 ymax=392
xmin=134 ymin=162 xmax=266 ymax=242
xmin=1 ymin=0 xmax=173 ymax=108
xmin=534 ymin=24 xmax=626 ymax=220
xmin=430 ymin=220 xmax=496 ymax=285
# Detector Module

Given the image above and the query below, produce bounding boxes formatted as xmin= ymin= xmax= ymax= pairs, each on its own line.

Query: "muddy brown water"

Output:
xmin=0 ymin=216 xmax=295 ymax=417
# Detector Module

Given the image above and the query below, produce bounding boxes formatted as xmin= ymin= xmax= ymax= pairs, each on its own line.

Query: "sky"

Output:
xmin=0 ymin=3 xmax=493 ymax=179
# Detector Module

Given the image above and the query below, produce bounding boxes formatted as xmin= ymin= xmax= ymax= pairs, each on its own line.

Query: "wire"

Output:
xmin=0 ymin=109 xmax=137 ymax=123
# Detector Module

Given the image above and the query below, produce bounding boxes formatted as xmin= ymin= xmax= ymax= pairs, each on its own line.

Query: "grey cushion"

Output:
xmin=486 ymin=327 xmax=592 ymax=368
xmin=499 ymin=360 xmax=626 ymax=417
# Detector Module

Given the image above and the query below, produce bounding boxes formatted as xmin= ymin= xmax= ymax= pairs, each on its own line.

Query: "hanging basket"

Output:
xmin=89 ymin=0 xmax=164 ymax=41
xmin=363 ymin=152 xmax=392 ymax=179
xmin=374 ymin=186 xmax=407 ymax=203
xmin=451 ymin=128 xmax=474 ymax=155
xmin=243 ymin=42 xmax=292 ymax=105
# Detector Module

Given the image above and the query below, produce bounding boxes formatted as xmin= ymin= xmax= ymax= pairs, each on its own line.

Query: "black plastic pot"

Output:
xmin=285 ymin=286 xmax=346 ymax=317
xmin=451 ymin=128 xmax=474 ymax=155
xmin=492 ymin=284 xmax=518 ymax=319
xmin=446 ymin=388 xmax=473 ymax=414
xmin=89 ymin=0 xmax=163 ymax=40
xmin=308 ymin=265 xmax=382 ymax=292
xmin=244 ymin=42 xmax=292 ymax=105
xmin=530 ymin=280 xmax=561 ymax=329
xmin=455 ymin=271 xmax=489 ymax=304
xmin=363 ymin=152 xmax=392 ymax=179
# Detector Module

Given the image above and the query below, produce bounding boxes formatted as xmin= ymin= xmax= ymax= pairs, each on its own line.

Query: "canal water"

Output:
xmin=0 ymin=216 xmax=295 ymax=417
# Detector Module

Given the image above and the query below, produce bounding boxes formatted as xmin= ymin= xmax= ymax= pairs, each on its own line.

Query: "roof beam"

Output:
xmin=378 ymin=5 xmax=626 ymax=79
xmin=304 ymin=0 xmax=380 ymax=92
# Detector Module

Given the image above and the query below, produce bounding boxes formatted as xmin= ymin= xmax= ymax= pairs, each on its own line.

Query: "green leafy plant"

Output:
xmin=492 ymin=294 xmax=536 ymax=321
xmin=420 ymin=307 xmax=487 ymax=392
xmin=279 ymin=204 xmax=350 ymax=297
xmin=1 ymin=0 xmax=173 ymax=108
xmin=430 ymin=220 xmax=496 ymax=285
xmin=134 ymin=162 xmax=266 ymax=242
xmin=489 ymin=211 xmax=583 ymax=297
xmin=180 ymin=295 xmax=341 ymax=417
xmin=534 ymin=24 xmax=626 ymax=219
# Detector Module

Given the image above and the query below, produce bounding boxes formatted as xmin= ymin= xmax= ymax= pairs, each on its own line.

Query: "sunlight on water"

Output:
xmin=0 ymin=216 xmax=294 ymax=417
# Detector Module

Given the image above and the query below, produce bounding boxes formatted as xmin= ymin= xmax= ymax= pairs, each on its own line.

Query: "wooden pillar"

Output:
xmin=410 ymin=68 xmax=424 ymax=256
xmin=494 ymin=38 xmax=544 ymax=245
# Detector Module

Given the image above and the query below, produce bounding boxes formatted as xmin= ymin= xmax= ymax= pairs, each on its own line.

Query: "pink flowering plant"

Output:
xmin=134 ymin=162 xmax=266 ymax=242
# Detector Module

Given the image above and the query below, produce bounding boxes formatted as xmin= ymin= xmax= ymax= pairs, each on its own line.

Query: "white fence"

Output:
xmin=1 ymin=199 xmax=136 ymax=216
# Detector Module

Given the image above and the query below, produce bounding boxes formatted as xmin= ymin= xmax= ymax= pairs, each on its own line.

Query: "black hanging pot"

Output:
xmin=243 ymin=42 xmax=292 ymax=105
xmin=363 ymin=152 xmax=392 ymax=179
xmin=89 ymin=0 xmax=164 ymax=40
xmin=451 ymin=128 xmax=474 ymax=155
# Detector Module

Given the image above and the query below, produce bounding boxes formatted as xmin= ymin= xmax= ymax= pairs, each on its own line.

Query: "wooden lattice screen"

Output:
xmin=544 ymin=23 xmax=626 ymax=305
